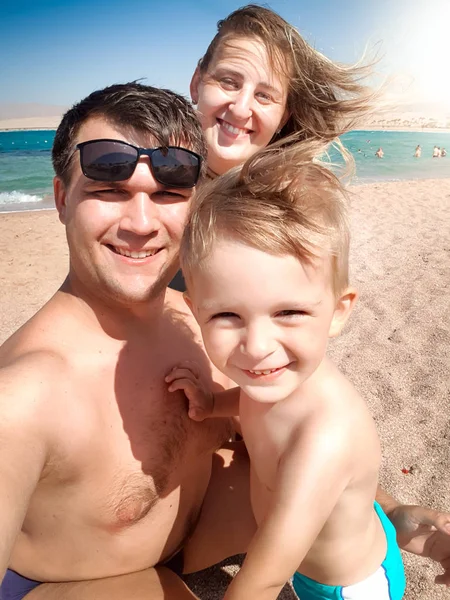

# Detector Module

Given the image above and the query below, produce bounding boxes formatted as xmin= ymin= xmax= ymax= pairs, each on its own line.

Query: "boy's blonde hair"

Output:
xmin=180 ymin=142 xmax=351 ymax=296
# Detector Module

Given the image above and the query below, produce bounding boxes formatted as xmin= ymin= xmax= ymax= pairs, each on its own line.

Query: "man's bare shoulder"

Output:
xmin=164 ymin=287 xmax=203 ymax=340
xmin=0 ymin=347 xmax=69 ymax=411
xmin=0 ymin=347 xmax=72 ymax=474
xmin=0 ymin=297 xmax=74 ymax=432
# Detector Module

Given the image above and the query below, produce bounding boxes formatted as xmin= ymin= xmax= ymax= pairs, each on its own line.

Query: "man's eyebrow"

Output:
xmin=83 ymin=180 xmax=122 ymax=189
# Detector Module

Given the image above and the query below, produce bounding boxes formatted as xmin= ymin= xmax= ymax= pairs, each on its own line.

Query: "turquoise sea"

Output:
xmin=0 ymin=129 xmax=449 ymax=213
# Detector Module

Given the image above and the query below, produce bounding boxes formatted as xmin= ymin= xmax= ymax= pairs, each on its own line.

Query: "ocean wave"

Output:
xmin=0 ymin=191 xmax=43 ymax=205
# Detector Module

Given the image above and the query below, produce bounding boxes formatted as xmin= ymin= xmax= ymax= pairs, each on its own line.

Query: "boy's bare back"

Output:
xmin=240 ymin=356 xmax=386 ymax=587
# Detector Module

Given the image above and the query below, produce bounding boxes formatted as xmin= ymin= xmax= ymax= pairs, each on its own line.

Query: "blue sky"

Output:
xmin=1 ymin=0 xmax=449 ymax=108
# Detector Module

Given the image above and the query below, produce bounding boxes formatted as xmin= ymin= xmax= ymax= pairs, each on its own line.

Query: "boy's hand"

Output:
xmin=166 ymin=362 xmax=214 ymax=421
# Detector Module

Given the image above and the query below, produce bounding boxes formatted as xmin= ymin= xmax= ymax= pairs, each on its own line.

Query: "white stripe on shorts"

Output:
xmin=341 ymin=565 xmax=390 ymax=599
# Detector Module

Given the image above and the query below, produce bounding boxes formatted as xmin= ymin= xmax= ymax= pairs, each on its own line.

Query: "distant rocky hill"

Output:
xmin=361 ymin=102 xmax=450 ymax=130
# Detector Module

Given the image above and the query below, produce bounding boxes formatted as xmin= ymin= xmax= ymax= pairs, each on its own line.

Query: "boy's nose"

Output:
xmin=240 ymin=325 xmax=276 ymax=361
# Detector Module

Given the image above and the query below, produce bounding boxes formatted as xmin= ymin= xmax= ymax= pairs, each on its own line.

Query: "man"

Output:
xmin=1 ymin=83 xmax=450 ymax=600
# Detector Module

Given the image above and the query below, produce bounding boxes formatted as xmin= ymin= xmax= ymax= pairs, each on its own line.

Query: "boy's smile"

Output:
xmin=188 ymin=238 xmax=352 ymax=404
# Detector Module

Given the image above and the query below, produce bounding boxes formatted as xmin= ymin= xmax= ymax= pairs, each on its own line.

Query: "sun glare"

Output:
xmin=400 ymin=2 xmax=450 ymax=107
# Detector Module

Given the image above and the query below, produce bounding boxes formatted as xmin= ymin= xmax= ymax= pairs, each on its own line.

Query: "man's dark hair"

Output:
xmin=52 ymin=82 xmax=206 ymax=184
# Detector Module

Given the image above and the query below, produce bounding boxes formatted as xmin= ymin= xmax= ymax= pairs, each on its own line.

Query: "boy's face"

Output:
xmin=187 ymin=238 xmax=356 ymax=404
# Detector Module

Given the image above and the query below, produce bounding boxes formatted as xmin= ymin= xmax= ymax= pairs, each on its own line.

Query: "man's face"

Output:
xmin=54 ymin=117 xmax=194 ymax=307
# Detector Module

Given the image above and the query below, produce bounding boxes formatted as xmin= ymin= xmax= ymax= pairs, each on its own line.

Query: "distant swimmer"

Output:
xmin=414 ymin=144 xmax=421 ymax=158
xmin=375 ymin=147 xmax=384 ymax=158
xmin=441 ymin=148 xmax=447 ymax=157
xmin=433 ymin=145 xmax=440 ymax=158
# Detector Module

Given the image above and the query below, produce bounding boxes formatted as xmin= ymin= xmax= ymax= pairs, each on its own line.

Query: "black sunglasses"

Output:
xmin=76 ymin=139 xmax=202 ymax=188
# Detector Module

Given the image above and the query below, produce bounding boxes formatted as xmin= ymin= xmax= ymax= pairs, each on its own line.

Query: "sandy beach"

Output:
xmin=1 ymin=179 xmax=449 ymax=599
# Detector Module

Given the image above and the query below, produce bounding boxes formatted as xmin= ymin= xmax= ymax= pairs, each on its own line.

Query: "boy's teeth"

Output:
xmin=249 ymin=368 xmax=278 ymax=375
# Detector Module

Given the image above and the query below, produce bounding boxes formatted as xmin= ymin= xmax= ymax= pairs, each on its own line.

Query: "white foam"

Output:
xmin=0 ymin=191 xmax=43 ymax=205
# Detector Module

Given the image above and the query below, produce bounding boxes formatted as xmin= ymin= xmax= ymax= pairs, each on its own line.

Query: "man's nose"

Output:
xmin=119 ymin=161 xmax=162 ymax=235
xmin=120 ymin=191 xmax=161 ymax=236
xmin=228 ymin=89 xmax=253 ymax=120
xmin=240 ymin=323 xmax=276 ymax=360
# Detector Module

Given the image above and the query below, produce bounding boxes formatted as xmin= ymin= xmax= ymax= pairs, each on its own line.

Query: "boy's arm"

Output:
xmin=224 ymin=421 xmax=351 ymax=600
xmin=210 ymin=387 xmax=240 ymax=418
xmin=166 ymin=363 xmax=240 ymax=419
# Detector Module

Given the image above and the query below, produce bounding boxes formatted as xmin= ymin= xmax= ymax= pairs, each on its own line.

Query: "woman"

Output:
xmin=170 ymin=4 xmax=373 ymax=291
xmin=172 ymin=4 xmax=450 ymax=588
xmin=190 ymin=4 xmax=373 ymax=178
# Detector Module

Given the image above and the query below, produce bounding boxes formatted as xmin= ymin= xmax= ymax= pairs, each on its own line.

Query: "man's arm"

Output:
xmin=377 ymin=485 xmax=450 ymax=585
xmin=376 ymin=485 xmax=401 ymax=514
xmin=0 ymin=364 xmax=51 ymax=579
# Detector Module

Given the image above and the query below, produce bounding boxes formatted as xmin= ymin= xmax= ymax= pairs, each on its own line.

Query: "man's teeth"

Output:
xmin=221 ymin=121 xmax=248 ymax=135
xmin=115 ymin=248 xmax=157 ymax=259
xmin=248 ymin=368 xmax=280 ymax=375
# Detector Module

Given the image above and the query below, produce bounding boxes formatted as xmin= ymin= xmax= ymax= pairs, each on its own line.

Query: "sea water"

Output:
xmin=0 ymin=129 xmax=449 ymax=213
xmin=0 ymin=130 xmax=55 ymax=212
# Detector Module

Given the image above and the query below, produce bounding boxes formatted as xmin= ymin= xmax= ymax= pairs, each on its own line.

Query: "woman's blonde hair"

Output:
xmin=180 ymin=141 xmax=351 ymax=296
xmin=198 ymin=4 xmax=375 ymax=153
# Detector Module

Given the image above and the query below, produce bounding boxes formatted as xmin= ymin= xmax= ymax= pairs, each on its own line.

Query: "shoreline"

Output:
xmin=356 ymin=126 xmax=450 ymax=134
xmin=2 ymin=174 xmax=450 ymax=214
xmin=0 ymin=127 xmax=57 ymax=132
xmin=1 ymin=125 xmax=450 ymax=134
xmin=1 ymin=176 xmax=450 ymax=215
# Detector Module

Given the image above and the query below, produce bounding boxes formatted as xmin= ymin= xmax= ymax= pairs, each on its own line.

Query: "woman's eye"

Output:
xmin=220 ymin=78 xmax=239 ymax=90
xmin=256 ymin=91 xmax=272 ymax=103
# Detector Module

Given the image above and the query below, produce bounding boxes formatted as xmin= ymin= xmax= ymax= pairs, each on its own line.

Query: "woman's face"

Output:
xmin=191 ymin=37 xmax=289 ymax=175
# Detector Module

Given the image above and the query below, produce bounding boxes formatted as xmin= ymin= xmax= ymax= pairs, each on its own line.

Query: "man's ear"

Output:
xmin=328 ymin=287 xmax=358 ymax=338
xmin=190 ymin=66 xmax=201 ymax=105
xmin=53 ymin=176 xmax=68 ymax=225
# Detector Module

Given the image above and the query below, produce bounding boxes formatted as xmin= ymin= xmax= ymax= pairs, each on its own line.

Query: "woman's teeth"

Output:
xmin=221 ymin=121 xmax=249 ymax=135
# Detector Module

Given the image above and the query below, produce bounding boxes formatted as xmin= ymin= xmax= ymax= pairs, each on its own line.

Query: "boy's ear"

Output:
xmin=190 ymin=67 xmax=201 ymax=104
xmin=53 ymin=176 xmax=68 ymax=225
xmin=183 ymin=291 xmax=199 ymax=321
xmin=328 ymin=287 xmax=358 ymax=338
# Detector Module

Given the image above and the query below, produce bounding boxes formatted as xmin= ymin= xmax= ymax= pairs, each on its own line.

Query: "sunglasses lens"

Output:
xmin=151 ymin=148 xmax=200 ymax=188
xmin=80 ymin=141 xmax=137 ymax=181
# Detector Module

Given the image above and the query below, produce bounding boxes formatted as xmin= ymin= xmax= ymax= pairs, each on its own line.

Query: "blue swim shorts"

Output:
xmin=0 ymin=569 xmax=42 ymax=600
xmin=292 ymin=502 xmax=405 ymax=600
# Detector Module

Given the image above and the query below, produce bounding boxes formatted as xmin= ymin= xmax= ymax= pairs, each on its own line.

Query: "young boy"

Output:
xmin=166 ymin=146 xmax=406 ymax=600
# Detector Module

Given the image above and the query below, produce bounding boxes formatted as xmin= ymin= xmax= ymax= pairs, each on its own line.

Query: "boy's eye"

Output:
xmin=276 ymin=310 xmax=308 ymax=318
xmin=210 ymin=312 xmax=239 ymax=320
